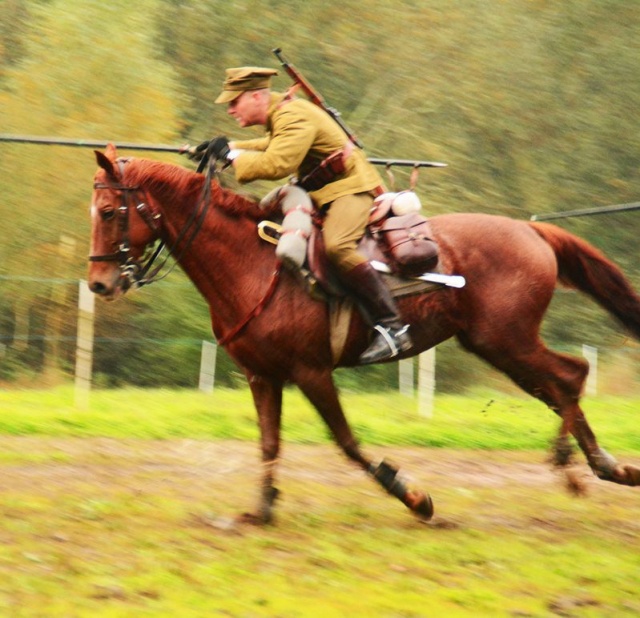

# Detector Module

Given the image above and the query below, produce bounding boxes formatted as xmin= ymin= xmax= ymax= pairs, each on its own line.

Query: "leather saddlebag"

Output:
xmin=375 ymin=213 xmax=439 ymax=275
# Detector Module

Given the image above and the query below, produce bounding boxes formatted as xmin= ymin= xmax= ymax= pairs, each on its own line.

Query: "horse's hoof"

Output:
xmin=406 ymin=490 xmax=434 ymax=521
xmin=595 ymin=462 xmax=640 ymax=487
xmin=590 ymin=448 xmax=619 ymax=481
xmin=552 ymin=436 xmax=573 ymax=467
xmin=235 ymin=487 xmax=279 ymax=526
xmin=621 ymin=464 xmax=640 ymax=486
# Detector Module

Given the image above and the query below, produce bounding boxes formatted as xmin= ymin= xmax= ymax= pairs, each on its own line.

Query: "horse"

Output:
xmin=88 ymin=143 xmax=640 ymax=525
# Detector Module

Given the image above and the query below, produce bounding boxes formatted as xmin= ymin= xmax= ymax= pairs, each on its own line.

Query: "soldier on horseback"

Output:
xmin=193 ymin=66 xmax=412 ymax=364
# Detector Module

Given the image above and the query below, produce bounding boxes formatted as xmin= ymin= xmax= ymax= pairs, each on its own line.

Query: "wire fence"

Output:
xmin=3 ymin=276 xmax=640 ymax=399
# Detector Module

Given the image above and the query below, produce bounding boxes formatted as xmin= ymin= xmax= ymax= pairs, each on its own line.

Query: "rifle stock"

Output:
xmin=272 ymin=48 xmax=364 ymax=149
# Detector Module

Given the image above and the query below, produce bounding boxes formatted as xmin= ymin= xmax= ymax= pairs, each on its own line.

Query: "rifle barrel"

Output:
xmin=272 ymin=48 xmax=364 ymax=149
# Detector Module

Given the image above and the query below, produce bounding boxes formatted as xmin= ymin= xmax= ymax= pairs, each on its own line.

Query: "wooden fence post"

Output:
xmin=199 ymin=340 xmax=217 ymax=393
xmin=418 ymin=348 xmax=436 ymax=418
xmin=399 ymin=357 xmax=414 ymax=397
xmin=75 ymin=280 xmax=95 ymax=409
xmin=582 ymin=344 xmax=598 ymax=396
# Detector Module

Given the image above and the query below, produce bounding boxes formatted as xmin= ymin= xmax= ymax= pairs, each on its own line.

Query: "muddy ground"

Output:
xmin=0 ymin=437 xmax=633 ymax=520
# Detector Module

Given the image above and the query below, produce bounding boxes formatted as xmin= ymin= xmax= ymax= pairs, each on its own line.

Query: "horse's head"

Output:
xmin=88 ymin=144 xmax=160 ymax=300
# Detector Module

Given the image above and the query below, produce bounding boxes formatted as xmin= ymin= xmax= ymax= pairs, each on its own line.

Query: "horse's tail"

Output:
xmin=528 ymin=221 xmax=640 ymax=340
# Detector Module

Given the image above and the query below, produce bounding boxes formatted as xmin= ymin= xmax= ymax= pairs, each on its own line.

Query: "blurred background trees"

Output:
xmin=1 ymin=0 xmax=639 ymax=391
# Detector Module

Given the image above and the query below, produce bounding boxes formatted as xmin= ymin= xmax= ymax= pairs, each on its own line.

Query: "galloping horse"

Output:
xmin=88 ymin=144 xmax=640 ymax=524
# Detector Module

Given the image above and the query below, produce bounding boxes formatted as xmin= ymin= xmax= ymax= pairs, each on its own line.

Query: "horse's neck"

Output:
xmin=141 ymin=167 xmax=276 ymax=328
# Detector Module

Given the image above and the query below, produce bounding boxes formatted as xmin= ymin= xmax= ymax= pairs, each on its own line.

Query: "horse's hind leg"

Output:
xmin=293 ymin=366 xmax=433 ymax=520
xmin=465 ymin=337 xmax=640 ymax=487
xmin=557 ymin=400 xmax=640 ymax=486
xmin=529 ymin=357 xmax=640 ymax=486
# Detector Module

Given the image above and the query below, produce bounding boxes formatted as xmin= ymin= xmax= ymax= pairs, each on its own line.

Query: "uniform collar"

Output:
xmin=266 ymin=92 xmax=289 ymax=131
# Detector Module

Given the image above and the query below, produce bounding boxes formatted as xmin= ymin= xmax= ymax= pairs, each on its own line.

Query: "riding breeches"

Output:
xmin=322 ymin=192 xmax=374 ymax=272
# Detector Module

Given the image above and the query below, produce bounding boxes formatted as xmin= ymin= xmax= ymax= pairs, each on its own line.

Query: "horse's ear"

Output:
xmin=94 ymin=149 xmax=116 ymax=178
xmin=105 ymin=142 xmax=118 ymax=160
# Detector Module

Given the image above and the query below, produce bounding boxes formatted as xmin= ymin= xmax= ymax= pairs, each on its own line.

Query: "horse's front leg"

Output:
xmin=294 ymin=366 xmax=433 ymax=521
xmin=240 ymin=372 xmax=283 ymax=525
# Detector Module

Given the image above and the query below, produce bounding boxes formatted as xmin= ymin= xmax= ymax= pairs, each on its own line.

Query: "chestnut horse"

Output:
xmin=88 ymin=144 xmax=640 ymax=524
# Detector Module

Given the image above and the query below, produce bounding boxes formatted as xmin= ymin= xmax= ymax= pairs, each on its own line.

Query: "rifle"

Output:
xmin=272 ymin=47 xmax=364 ymax=149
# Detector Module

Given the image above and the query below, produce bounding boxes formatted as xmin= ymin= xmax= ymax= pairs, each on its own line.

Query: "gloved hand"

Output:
xmin=206 ymin=136 xmax=231 ymax=163
xmin=184 ymin=140 xmax=211 ymax=162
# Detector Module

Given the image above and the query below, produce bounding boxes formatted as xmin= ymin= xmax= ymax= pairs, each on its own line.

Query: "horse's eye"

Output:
xmin=101 ymin=209 xmax=116 ymax=221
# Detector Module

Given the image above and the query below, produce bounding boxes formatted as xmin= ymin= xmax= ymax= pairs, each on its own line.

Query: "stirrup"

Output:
xmin=373 ymin=325 xmax=404 ymax=357
xmin=359 ymin=324 xmax=411 ymax=365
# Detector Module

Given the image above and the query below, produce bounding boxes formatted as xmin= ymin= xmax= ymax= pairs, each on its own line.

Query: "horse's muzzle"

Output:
xmin=88 ymin=271 xmax=130 ymax=300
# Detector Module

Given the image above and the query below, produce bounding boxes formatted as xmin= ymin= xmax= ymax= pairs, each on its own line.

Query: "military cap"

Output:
xmin=214 ymin=67 xmax=278 ymax=104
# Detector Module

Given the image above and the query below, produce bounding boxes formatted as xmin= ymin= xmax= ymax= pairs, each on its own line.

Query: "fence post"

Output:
xmin=75 ymin=280 xmax=95 ymax=409
xmin=418 ymin=348 xmax=436 ymax=417
xmin=399 ymin=357 xmax=414 ymax=397
xmin=199 ymin=340 xmax=217 ymax=393
xmin=582 ymin=344 xmax=598 ymax=396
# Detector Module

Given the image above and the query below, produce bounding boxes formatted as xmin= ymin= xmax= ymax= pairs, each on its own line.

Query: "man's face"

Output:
xmin=227 ymin=90 xmax=267 ymax=127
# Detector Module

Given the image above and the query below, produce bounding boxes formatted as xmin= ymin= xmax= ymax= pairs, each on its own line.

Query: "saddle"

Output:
xmin=259 ymin=185 xmax=440 ymax=300
xmin=258 ymin=185 xmax=453 ymax=364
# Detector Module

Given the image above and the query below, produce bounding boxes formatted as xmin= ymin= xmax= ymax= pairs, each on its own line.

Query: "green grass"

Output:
xmin=0 ymin=386 xmax=639 ymax=616
xmin=0 ymin=441 xmax=638 ymax=617
xmin=1 ymin=385 xmax=639 ymax=453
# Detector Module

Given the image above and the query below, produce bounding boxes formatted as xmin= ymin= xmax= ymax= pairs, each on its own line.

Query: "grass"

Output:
xmin=0 ymin=386 xmax=639 ymax=616
xmin=1 ymin=385 xmax=639 ymax=452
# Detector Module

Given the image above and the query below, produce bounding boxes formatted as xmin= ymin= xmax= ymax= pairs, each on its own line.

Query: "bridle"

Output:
xmin=90 ymin=157 xmax=212 ymax=288
xmin=89 ymin=158 xmax=163 ymax=288
xmin=90 ymin=155 xmax=282 ymax=346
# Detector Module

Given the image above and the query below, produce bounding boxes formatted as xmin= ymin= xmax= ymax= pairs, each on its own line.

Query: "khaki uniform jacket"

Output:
xmin=232 ymin=93 xmax=382 ymax=206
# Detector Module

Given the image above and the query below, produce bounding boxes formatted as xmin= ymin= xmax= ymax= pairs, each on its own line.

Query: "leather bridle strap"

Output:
xmin=135 ymin=158 xmax=217 ymax=286
xmin=217 ymin=263 xmax=282 ymax=347
xmin=89 ymin=176 xmax=140 ymax=264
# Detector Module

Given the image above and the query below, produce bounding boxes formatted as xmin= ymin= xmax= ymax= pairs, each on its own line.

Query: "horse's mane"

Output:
xmin=125 ymin=157 xmax=282 ymax=221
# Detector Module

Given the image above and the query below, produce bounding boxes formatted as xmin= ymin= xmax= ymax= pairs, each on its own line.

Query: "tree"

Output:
xmin=0 ymin=0 xmax=186 ymax=380
xmin=3 ymin=0 xmax=640 ymax=389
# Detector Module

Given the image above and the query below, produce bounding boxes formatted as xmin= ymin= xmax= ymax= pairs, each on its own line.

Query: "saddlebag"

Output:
xmin=373 ymin=213 xmax=439 ymax=275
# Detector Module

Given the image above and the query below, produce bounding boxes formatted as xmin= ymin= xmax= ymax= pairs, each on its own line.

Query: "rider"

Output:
xmin=196 ymin=66 xmax=412 ymax=365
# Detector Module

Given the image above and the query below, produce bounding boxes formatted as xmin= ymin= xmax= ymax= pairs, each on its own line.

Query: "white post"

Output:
xmin=199 ymin=340 xmax=217 ymax=393
xmin=75 ymin=280 xmax=95 ymax=409
xmin=399 ymin=358 xmax=414 ymax=397
xmin=582 ymin=344 xmax=598 ymax=396
xmin=418 ymin=348 xmax=436 ymax=418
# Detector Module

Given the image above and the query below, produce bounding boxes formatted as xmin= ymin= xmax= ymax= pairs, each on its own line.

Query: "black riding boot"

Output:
xmin=342 ymin=262 xmax=412 ymax=364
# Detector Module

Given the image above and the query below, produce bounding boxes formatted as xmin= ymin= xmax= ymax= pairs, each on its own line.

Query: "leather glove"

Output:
xmin=184 ymin=140 xmax=210 ymax=161
xmin=207 ymin=136 xmax=231 ymax=163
